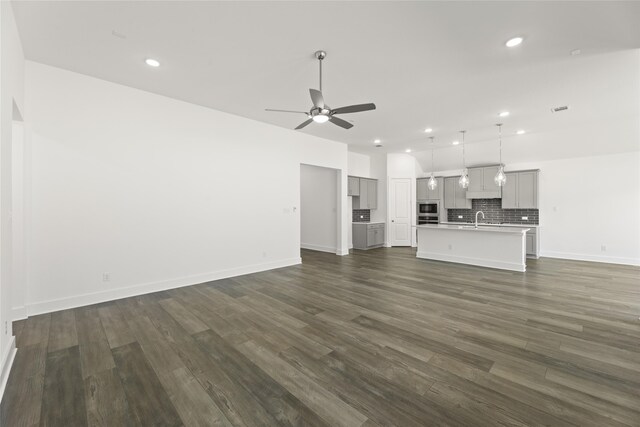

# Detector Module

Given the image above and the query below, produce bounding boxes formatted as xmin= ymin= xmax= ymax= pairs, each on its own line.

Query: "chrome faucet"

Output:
xmin=475 ymin=211 xmax=485 ymax=228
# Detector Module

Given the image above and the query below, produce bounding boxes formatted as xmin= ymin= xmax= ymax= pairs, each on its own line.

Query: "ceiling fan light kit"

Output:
xmin=266 ymin=50 xmax=376 ymax=130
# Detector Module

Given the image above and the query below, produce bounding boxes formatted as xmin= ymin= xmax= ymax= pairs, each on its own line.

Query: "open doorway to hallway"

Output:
xmin=300 ymin=164 xmax=340 ymax=255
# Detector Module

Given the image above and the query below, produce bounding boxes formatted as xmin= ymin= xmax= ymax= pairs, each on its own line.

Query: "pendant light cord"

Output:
xmin=497 ymin=124 xmax=503 ymax=166
xmin=461 ymin=131 xmax=466 ymax=168
xmin=429 ymin=136 xmax=435 ymax=172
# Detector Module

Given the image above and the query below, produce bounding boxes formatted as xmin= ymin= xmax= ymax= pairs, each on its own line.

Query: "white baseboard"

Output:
xmin=26 ymin=257 xmax=301 ymax=316
xmin=0 ymin=336 xmax=17 ymax=402
xmin=417 ymin=251 xmax=526 ymax=272
xmin=11 ymin=306 xmax=27 ymax=321
xmin=540 ymin=251 xmax=640 ymax=266
xmin=300 ymin=243 xmax=337 ymax=254
xmin=336 ymin=249 xmax=349 ymax=256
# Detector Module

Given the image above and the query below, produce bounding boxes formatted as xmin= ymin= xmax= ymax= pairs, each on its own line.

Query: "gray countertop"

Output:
xmin=442 ymin=221 xmax=539 ymax=228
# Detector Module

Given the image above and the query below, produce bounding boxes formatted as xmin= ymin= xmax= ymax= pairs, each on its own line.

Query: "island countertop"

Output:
xmin=416 ymin=224 xmax=530 ymax=234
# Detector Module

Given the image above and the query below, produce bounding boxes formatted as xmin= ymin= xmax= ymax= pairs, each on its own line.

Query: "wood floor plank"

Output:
xmin=111 ymin=342 xmax=182 ymax=427
xmin=75 ymin=306 xmax=115 ymax=378
xmin=47 ymin=309 xmax=78 ymax=353
xmin=97 ymin=304 xmax=136 ymax=349
xmin=84 ymin=367 xmax=131 ymax=427
xmin=40 ymin=346 xmax=88 ymax=426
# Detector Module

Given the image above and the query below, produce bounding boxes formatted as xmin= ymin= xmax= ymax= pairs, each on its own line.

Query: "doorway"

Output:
xmin=389 ymin=178 xmax=412 ymax=246
xmin=300 ymin=164 xmax=340 ymax=254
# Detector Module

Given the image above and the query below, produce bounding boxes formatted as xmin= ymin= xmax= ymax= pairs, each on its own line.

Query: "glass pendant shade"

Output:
xmin=494 ymin=165 xmax=507 ymax=187
xmin=459 ymin=169 xmax=469 ymax=189
xmin=427 ymin=174 xmax=437 ymax=190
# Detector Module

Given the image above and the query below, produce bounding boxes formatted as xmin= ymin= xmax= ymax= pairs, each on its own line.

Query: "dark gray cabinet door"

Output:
xmin=348 ymin=176 xmax=360 ymax=196
xmin=417 ymin=178 xmax=428 ymax=200
xmin=501 ymin=172 xmax=518 ymax=208
xmin=518 ymin=171 xmax=538 ymax=208
xmin=367 ymin=179 xmax=378 ymax=209
xmin=443 ymin=177 xmax=456 ymax=209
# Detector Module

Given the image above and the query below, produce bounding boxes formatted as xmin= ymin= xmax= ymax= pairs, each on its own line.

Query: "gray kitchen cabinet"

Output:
xmin=353 ymin=223 xmax=385 ymax=250
xmin=347 ymin=176 xmax=360 ymax=196
xmin=466 ymin=166 xmax=502 ymax=199
xmin=518 ymin=171 xmax=538 ymax=208
xmin=417 ymin=178 xmax=428 ymax=201
xmin=353 ymin=178 xmax=378 ymax=210
xmin=417 ymin=177 xmax=442 ymax=201
xmin=501 ymin=172 xmax=518 ymax=208
xmin=444 ymin=176 xmax=472 ymax=209
xmin=501 ymin=170 xmax=538 ymax=209
xmin=526 ymin=228 xmax=539 ymax=258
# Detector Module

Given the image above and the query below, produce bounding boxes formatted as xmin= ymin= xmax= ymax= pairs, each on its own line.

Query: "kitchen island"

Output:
xmin=416 ymin=224 xmax=530 ymax=272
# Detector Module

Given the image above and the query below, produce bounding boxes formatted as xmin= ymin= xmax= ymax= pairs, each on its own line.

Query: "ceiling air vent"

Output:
xmin=551 ymin=105 xmax=569 ymax=113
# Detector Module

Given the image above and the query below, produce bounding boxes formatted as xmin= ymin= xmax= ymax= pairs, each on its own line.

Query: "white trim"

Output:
xmin=335 ymin=249 xmax=349 ymax=256
xmin=416 ymin=251 xmax=526 ymax=272
xmin=26 ymin=257 xmax=301 ymax=316
xmin=540 ymin=251 xmax=640 ymax=266
xmin=300 ymin=243 xmax=337 ymax=254
xmin=10 ymin=306 xmax=27 ymax=321
xmin=0 ymin=337 xmax=17 ymax=401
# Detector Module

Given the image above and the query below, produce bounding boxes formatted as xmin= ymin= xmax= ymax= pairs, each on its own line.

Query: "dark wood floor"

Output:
xmin=2 ymin=248 xmax=640 ymax=426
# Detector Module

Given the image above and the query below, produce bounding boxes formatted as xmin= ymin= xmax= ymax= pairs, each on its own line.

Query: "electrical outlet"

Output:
xmin=448 ymin=244 xmax=453 ymax=250
xmin=102 ymin=272 xmax=111 ymax=282
xmin=458 ymin=215 xmax=463 ymax=219
xmin=4 ymin=321 xmax=7 ymax=335
xmin=262 ymin=251 xmax=267 ymax=258
xmin=601 ymin=245 xmax=607 ymax=252
xmin=360 ymin=215 xmax=364 ymax=219
xmin=522 ymin=216 xmax=528 ymax=220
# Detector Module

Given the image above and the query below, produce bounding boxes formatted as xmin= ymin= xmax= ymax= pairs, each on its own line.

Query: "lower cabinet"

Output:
xmin=526 ymin=228 xmax=539 ymax=258
xmin=353 ymin=223 xmax=385 ymax=250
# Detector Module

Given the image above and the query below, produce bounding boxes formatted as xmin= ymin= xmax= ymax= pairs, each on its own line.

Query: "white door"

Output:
xmin=389 ymin=178 xmax=412 ymax=246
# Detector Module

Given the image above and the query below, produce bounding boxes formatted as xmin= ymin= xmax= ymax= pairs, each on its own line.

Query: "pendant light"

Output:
xmin=428 ymin=136 xmax=437 ymax=190
xmin=494 ymin=123 xmax=507 ymax=186
xmin=458 ymin=130 xmax=469 ymax=188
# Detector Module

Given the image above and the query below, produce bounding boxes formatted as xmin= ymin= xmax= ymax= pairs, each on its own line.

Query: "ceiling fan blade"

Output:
xmin=329 ymin=116 xmax=354 ymax=129
xmin=309 ymin=89 xmax=325 ymax=108
xmin=332 ymin=103 xmax=376 ymax=115
xmin=295 ymin=118 xmax=313 ymax=130
xmin=265 ymin=109 xmax=309 ymax=115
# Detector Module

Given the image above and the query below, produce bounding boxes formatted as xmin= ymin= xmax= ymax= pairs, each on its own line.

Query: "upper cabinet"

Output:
xmin=444 ymin=177 xmax=472 ymax=209
xmin=417 ymin=177 xmax=442 ymax=201
xmin=501 ymin=170 xmax=538 ymax=209
xmin=353 ymin=178 xmax=378 ymax=210
xmin=347 ymin=176 xmax=360 ymax=196
xmin=465 ymin=166 xmax=502 ymax=199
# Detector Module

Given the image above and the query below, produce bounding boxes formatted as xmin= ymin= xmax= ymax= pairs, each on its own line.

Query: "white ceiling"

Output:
xmin=11 ymin=1 xmax=640 ymax=168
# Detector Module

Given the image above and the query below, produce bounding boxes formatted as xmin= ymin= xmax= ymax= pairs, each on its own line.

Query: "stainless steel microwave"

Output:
xmin=418 ymin=202 xmax=439 ymax=215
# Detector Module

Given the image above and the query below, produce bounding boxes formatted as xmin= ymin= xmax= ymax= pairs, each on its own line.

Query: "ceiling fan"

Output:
xmin=266 ymin=50 xmax=376 ymax=130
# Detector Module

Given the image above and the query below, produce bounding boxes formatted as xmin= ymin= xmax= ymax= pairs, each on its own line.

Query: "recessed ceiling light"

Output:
xmin=405 ymin=149 xmax=412 ymax=153
xmin=516 ymin=130 xmax=525 ymax=135
xmin=506 ymin=37 xmax=523 ymax=47
xmin=374 ymin=139 xmax=381 ymax=144
xmin=145 ymin=58 xmax=160 ymax=67
xmin=499 ymin=111 xmax=510 ymax=117
xmin=424 ymin=128 xmax=433 ymax=133
xmin=452 ymin=141 xmax=459 ymax=145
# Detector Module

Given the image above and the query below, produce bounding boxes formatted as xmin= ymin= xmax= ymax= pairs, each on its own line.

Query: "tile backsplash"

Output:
xmin=352 ymin=209 xmax=371 ymax=222
xmin=447 ymin=198 xmax=538 ymax=225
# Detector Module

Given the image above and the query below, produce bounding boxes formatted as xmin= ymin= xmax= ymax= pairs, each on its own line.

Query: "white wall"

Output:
xmin=300 ymin=164 xmax=338 ymax=253
xmin=431 ymin=151 xmax=640 ymax=265
xmin=24 ymin=61 xmax=349 ymax=315
xmin=1 ymin=0 xmax=25 ymax=397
